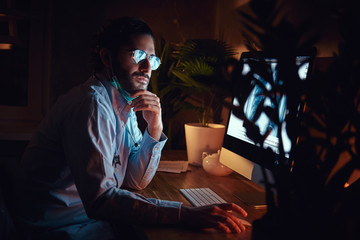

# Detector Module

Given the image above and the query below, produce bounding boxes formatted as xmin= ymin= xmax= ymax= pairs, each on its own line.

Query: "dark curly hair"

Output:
xmin=91 ymin=17 xmax=154 ymax=72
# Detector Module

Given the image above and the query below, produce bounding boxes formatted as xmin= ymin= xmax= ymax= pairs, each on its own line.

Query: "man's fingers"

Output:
xmin=211 ymin=206 xmax=246 ymax=233
xmin=130 ymin=90 xmax=156 ymax=99
xmin=204 ymin=219 xmax=231 ymax=233
xmin=130 ymin=91 xmax=160 ymax=112
xmin=132 ymin=100 xmax=160 ymax=112
xmin=217 ymin=222 xmax=232 ymax=233
xmin=210 ymin=216 xmax=243 ymax=233
xmin=224 ymin=211 xmax=246 ymax=232
xmin=232 ymin=203 xmax=248 ymax=217
xmin=132 ymin=94 xmax=159 ymax=102
xmin=215 ymin=203 xmax=247 ymax=217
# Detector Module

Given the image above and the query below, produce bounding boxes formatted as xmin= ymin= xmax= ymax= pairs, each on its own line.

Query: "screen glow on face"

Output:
xmin=131 ymin=49 xmax=161 ymax=70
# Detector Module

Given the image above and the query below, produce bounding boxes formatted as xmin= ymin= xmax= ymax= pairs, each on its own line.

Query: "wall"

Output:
xmin=49 ymin=0 xmax=218 ymax=103
xmin=216 ymin=0 xmax=343 ymax=58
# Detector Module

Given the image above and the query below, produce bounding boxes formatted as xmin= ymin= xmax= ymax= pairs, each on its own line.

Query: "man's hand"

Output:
xmin=180 ymin=203 xmax=248 ymax=233
xmin=130 ymin=90 xmax=163 ymax=140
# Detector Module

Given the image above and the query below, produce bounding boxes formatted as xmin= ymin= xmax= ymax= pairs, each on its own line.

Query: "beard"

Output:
xmin=116 ymin=70 xmax=150 ymax=94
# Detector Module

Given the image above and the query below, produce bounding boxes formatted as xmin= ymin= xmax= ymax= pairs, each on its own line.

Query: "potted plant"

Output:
xmin=223 ymin=0 xmax=360 ymax=239
xmin=169 ymin=39 xmax=236 ymax=166
xmin=150 ymin=39 xmax=188 ymax=149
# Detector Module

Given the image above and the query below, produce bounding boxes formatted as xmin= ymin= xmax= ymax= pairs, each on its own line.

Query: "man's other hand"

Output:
xmin=180 ymin=203 xmax=248 ymax=233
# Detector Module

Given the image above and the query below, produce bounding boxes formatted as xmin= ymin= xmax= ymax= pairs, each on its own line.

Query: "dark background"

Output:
xmin=0 ymin=0 xmax=343 ymax=167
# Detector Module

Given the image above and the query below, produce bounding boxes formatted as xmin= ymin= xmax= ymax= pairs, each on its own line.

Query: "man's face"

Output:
xmin=114 ymin=34 xmax=155 ymax=93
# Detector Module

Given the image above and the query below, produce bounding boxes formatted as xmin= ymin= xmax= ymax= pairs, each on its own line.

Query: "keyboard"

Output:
xmin=179 ymin=188 xmax=227 ymax=207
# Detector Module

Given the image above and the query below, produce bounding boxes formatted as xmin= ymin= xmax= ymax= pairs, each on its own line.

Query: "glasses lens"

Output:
xmin=132 ymin=50 xmax=147 ymax=64
xmin=149 ymin=56 xmax=161 ymax=70
xmin=132 ymin=49 xmax=161 ymax=70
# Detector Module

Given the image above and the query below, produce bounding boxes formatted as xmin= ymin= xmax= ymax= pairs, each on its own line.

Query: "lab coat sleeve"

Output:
xmin=122 ymin=111 xmax=167 ymax=190
xmin=63 ymin=92 xmax=180 ymax=225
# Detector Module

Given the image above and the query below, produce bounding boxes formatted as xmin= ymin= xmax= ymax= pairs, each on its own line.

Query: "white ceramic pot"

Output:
xmin=184 ymin=123 xmax=226 ymax=166
xmin=202 ymin=150 xmax=233 ymax=176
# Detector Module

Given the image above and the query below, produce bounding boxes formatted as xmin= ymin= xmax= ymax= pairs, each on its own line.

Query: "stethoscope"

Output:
xmin=109 ymin=75 xmax=139 ymax=148
xmin=94 ymin=73 xmax=139 ymax=150
xmin=126 ymin=124 xmax=139 ymax=148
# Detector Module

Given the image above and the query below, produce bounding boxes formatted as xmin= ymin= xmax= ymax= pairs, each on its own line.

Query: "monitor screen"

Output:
xmin=219 ymin=51 xmax=313 ymax=208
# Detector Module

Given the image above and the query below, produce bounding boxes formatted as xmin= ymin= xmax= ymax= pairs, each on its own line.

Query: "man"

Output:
xmin=11 ymin=17 xmax=247 ymax=239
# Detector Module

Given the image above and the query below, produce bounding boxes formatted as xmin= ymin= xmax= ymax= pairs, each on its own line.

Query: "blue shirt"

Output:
xmin=12 ymin=74 xmax=182 ymax=237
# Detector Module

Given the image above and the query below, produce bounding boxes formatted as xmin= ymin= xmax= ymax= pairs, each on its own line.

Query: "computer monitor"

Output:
xmin=219 ymin=51 xmax=314 ymax=208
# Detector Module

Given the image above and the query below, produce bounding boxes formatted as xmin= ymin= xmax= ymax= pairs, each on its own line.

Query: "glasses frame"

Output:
xmin=131 ymin=49 xmax=161 ymax=70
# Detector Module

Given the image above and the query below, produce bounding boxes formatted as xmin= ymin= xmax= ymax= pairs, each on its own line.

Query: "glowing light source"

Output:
xmin=0 ymin=43 xmax=12 ymax=50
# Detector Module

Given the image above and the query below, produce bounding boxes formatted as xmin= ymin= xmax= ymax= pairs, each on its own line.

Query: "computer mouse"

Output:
xmin=239 ymin=218 xmax=252 ymax=227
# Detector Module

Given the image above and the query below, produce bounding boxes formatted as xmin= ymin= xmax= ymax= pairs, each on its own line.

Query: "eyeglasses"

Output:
xmin=131 ymin=49 xmax=161 ymax=71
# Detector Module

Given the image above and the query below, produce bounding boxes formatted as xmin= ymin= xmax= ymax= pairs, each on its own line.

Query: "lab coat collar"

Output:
xmin=93 ymin=73 xmax=132 ymax=125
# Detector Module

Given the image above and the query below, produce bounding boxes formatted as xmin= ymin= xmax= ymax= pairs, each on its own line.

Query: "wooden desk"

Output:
xmin=136 ymin=150 xmax=267 ymax=240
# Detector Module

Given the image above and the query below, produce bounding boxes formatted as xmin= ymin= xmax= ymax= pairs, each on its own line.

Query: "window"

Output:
xmin=0 ymin=0 xmax=49 ymax=140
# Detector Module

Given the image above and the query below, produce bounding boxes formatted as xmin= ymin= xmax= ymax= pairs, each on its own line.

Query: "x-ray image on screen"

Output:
xmin=243 ymin=62 xmax=287 ymax=139
xmin=227 ymin=56 xmax=310 ymax=157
